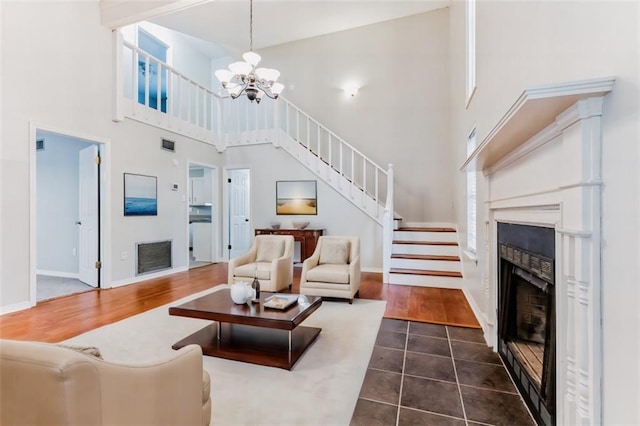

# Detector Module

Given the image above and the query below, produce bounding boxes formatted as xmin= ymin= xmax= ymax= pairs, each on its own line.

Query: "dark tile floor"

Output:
xmin=350 ymin=319 xmax=536 ymax=426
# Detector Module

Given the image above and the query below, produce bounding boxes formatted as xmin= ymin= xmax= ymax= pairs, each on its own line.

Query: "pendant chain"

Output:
xmin=249 ymin=0 xmax=254 ymax=52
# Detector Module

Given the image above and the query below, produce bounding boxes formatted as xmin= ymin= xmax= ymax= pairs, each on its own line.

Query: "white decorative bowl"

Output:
xmin=292 ymin=221 xmax=310 ymax=229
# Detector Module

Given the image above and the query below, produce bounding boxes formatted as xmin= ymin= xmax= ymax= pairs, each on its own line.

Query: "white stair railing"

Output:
xmin=114 ymin=33 xmax=225 ymax=151
xmin=113 ymin=31 xmax=394 ymax=277
xmin=276 ymin=97 xmax=390 ymax=216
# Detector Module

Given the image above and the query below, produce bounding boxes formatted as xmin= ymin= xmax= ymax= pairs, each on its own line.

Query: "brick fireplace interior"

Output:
xmin=497 ymin=222 xmax=555 ymax=426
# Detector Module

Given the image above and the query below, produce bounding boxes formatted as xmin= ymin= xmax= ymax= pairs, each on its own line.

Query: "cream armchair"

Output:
xmin=300 ymin=236 xmax=361 ymax=303
xmin=228 ymin=234 xmax=294 ymax=292
xmin=0 ymin=339 xmax=211 ymax=426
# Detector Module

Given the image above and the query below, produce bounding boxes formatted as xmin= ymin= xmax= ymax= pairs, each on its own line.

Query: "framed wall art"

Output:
xmin=276 ymin=180 xmax=317 ymax=215
xmin=124 ymin=173 xmax=158 ymax=216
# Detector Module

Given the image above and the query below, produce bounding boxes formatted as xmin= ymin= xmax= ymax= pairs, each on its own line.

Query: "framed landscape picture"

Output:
xmin=276 ymin=180 xmax=317 ymax=215
xmin=124 ymin=173 xmax=158 ymax=216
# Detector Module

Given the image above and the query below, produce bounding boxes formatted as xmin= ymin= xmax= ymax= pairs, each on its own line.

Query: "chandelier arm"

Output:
xmin=230 ymin=80 xmax=251 ymax=99
xmin=254 ymin=81 xmax=279 ymax=99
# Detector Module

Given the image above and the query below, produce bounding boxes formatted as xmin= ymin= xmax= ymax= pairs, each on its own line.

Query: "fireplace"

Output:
xmin=497 ymin=223 xmax=555 ymax=426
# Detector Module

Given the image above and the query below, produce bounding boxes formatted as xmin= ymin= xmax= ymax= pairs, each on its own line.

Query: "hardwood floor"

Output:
xmin=0 ymin=263 xmax=479 ymax=343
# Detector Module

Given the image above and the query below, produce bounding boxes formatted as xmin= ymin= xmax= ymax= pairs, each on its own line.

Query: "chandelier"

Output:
xmin=215 ymin=0 xmax=284 ymax=103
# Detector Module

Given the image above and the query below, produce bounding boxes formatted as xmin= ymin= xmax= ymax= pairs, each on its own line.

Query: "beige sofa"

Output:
xmin=300 ymin=236 xmax=361 ymax=303
xmin=228 ymin=234 xmax=294 ymax=292
xmin=0 ymin=339 xmax=211 ymax=426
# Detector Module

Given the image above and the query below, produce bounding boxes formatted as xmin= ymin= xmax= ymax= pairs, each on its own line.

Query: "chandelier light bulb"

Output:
xmin=271 ymin=82 xmax=284 ymax=96
xmin=242 ymin=51 xmax=261 ymax=67
xmin=215 ymin=69 xmax=233 ymax=86
xmin=228 ymin=61 xmax=252 ymax=76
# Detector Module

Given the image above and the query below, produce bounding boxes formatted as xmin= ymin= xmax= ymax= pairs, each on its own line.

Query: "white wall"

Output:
xmin=35 ymin=133 xmax=92 ymax=275
xmin=259 ymin=9 xmax=453 ymax=223
xmin=0 ymin=1 xmax=222 ymax=310
xmin=107 ymin=120 xmax=222 ymax=285
xmin=449 ymin=1 xmax=640 ymax=424
xmin=223 ymin=143 xmax=382 ymax=269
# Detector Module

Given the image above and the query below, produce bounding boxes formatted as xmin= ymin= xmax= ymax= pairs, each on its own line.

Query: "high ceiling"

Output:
xmin=150 ymin=0 xmax=449 ymax=58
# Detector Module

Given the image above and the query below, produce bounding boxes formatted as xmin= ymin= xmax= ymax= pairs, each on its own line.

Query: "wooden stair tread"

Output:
xmin=393 ymin=240 xmax=458 ymax=246
xmin=391 ymin=254 xmax=460 ymax=261
xmin=397 ymin=227 xmax=456 ymax=232
xmin=389 ymin=268 xmax=463 ymax=278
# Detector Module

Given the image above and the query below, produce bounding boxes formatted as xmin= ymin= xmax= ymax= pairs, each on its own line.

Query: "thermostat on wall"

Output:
xmin=171 ymin=183 xmax=179 ymax=191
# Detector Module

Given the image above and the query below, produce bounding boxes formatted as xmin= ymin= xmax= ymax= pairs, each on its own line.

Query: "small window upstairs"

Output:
xmin=138 ymin=28 xmax=168 ymax=113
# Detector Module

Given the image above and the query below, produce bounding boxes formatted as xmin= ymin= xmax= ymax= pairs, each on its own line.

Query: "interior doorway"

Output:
xmin=226 ymin=168 xmax=251 ymax=259
xmin=188 ymin=163 xmax=217 ymax=268
xmin=32 ymin=127 xmax=108 ymax=304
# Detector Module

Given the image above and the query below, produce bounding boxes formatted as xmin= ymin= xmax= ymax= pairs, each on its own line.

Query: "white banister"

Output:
xmin=118 ymin=39 xmax=224 ymax=147
xmin=383 ymin=164 xmax=394 ymax=281
xmin=116 ymin=33 xmax=395 ymax=273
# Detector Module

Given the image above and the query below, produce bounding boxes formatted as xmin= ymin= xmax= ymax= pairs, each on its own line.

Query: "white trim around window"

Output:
xmin=466 ymin=128 xmax=477 ymax=254
xmin=465 ymin=0 xmax=477 ymax=107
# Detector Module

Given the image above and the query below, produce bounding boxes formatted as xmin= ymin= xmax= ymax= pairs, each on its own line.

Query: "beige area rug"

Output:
xmin=64 ymin=285 xmax=386 ymax=426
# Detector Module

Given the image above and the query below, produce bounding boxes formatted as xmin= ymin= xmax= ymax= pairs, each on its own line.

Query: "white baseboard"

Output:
xmin=294 ymin=264 xmax=382 ymax=274
xmin=108 ymin=266 xmax=189 ymax=289
xmin=36 ymin=270 xmax=79 ymax=279
xmin=401 ymin=222 xmax=457 ymax=229
xmin=0 ymin=300 xmax=34 ymax=315
xmin=461 ymin=286 xmax=492 ymax=347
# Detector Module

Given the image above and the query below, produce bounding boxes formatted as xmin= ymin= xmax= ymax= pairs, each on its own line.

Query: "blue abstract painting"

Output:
xmin=124 ymin=173 xmax=157 ymax=216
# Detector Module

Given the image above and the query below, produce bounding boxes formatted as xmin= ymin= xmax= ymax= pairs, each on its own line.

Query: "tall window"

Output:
xmin=465 ymin=0 xmax=476 ymax=106
xmin=467 ymin=129 xmax=477 ymax=254
xmin=138 ymin=28 xmax=168 ymax=113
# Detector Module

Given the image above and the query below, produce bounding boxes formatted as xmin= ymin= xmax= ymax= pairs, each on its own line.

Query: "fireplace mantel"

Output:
xmin=477 ymin=77 xmax=615 ymax=425
xmin=460 ymin=77 xmax=614 ymax=174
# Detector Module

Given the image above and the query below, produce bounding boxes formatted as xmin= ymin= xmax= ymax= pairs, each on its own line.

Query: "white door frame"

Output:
xmin=223 ymin=166 xmax=252 ymax=260
xmin=29 ymin=122 xmax=111 ymax=306
xmin=78 ymin=145 xmax=100 ymax=287
xmin=186 ymin=161 xmax=219 ymax=266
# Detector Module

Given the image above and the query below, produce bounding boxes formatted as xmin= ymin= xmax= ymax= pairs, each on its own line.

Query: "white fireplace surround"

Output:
xmin=462 ymin=77 xmax=615 ymax=425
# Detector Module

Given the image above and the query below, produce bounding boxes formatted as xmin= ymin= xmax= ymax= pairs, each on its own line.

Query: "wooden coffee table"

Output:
xmin=169 ymin=288 xmax=322 ymax=370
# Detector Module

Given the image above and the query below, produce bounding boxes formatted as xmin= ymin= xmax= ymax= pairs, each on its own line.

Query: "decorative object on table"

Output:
xmin=292 ymin=220 xmax=310 ymax=229
xmin=214 ymin=0 xmax=284 ymax=103
xmin=276 ymin=180 xmax=317 ymax=215
xmin=270 ymin=221 xmax=281 ymax=229
xmin=229 ymin=282 xmax=255 ymax=305
xmin=124 ymin=173 xmax=157 ymax=216
xmin=251 ymin=263 xmax=261 ymax=301
xmin=263 ymin=294 xmax=299 ymax=310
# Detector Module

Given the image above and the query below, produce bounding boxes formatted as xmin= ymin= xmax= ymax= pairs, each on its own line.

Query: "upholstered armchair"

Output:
xmin=228 ymin=234 xmax=294 ymax=292
xmin=300 ymin=236 xmax=361 ymax=303
xmin=0 ymin=339 xmax=211 ymax=426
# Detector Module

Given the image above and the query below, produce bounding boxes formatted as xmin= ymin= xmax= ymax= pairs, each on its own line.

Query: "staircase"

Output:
xmin=388 ymin=226 xmax=463 ymax=289
xmin=114 ymin=34 xmax=460 ymax=288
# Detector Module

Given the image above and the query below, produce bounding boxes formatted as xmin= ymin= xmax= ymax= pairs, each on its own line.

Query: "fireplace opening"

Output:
xmin=498 ymin=223 xmax=555 ymax=426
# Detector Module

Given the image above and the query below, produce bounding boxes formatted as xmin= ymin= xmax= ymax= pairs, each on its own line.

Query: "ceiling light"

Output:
xmin=215 ymin=0 xmax=283 ymax=104
xmin=343 ymin=82 xmax=360 ymax=98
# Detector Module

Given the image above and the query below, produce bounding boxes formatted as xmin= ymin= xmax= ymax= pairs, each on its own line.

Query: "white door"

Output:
xmin=228 ymin=169 xmax=251 ymax=259
xmin=78 ymin=145 xmax=99 ymax=287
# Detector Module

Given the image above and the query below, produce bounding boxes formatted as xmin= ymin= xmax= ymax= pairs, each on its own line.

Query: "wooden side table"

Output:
xmin=254 ymin=228 xmax=324 ymax=261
